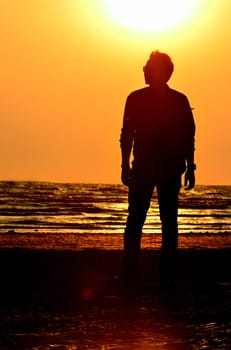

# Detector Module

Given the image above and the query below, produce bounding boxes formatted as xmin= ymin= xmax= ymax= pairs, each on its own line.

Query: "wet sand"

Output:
xmin=0 ymin=248 xmax=230 ymax=349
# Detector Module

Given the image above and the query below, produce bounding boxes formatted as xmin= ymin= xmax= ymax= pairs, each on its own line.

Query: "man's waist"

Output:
xmin=132 ymin=157 xmax=186 ymax=173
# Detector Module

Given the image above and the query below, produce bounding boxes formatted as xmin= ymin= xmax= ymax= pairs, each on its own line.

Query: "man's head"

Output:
xmin=143 ymin=51 xmax=174 ymax=86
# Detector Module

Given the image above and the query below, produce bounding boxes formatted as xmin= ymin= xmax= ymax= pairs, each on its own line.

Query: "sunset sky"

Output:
xmin=1 ymin=0 xmax=230 ymax=185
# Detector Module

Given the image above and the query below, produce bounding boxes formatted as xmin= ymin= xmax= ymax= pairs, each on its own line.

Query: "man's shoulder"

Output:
xmin=127 ymin=86 xmax=188 ymax=99
xmin=168 ymin=87 xmax=189 ymax=101
xmin=127 ymin=87 xmax=149 ymax=99
xmin=126 ymin=86 xmax=190 ymax=106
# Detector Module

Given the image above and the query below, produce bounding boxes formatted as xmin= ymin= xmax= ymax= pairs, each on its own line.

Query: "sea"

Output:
xmin=0 ymin=181 xmax=230 ymax=251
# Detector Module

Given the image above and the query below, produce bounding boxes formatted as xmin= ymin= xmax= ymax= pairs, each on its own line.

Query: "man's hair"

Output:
xmin=143 ymin=50 xmax=174 ymax=83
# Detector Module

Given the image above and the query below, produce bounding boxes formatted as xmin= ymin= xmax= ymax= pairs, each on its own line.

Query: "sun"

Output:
xmin=101 ymin=0 xmax=200 ymax=33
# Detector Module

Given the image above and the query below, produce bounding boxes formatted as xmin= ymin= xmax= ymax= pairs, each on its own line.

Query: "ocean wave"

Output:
xmin=0 ymin=182 xmax=230 ymax=247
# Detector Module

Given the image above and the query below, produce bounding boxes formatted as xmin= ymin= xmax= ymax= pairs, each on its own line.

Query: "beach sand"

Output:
xmin=0 ymin=248 xmax=230 ymax=349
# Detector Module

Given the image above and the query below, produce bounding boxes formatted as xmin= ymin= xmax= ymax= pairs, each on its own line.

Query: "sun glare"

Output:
xmin=101 ymin=0 xmax=200 ymax=32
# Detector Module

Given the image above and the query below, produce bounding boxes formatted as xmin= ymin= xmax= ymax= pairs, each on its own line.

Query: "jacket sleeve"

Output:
xmin=120 ymin=94 xmax=136 ymax=168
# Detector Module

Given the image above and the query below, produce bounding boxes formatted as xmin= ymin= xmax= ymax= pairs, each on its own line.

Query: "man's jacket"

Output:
xmin=120 ymin=85 xmax=195 ymax=178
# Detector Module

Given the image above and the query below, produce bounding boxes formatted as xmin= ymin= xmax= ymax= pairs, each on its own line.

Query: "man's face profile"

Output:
xmin=143 ymin=52 xmax=173 ymax=86
xmin=143 ymin=62 xmax=171 ymax=85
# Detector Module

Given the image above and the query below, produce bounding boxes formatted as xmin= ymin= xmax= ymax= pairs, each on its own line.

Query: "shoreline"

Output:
xmin=0 ymin=231 xmax=231 ymax=251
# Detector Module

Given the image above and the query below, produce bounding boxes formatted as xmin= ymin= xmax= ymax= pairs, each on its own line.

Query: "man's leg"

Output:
xmin=157 ymin=176 xmax=181 ymax=285
xmin=124 ymin=178 xmax=154 ymax=279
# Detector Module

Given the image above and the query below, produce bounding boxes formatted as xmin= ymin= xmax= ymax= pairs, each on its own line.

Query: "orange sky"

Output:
xmin=0 ymin=0 xmax=230 ymax=185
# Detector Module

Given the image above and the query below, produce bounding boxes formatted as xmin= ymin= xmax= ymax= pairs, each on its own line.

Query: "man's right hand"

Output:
xmin=121 ymin=166 xmax=132 ymax=187
xmin=184 ymin=168 xmax=195 ymax=190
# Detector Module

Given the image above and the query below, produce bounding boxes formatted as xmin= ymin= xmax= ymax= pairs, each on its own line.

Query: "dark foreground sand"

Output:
xmin=0 ymin=248 xmax=230 ymax=349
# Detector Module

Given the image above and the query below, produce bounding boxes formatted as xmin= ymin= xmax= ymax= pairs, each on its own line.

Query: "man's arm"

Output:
xmin=120 ymin=96 xmax=135 ymax=186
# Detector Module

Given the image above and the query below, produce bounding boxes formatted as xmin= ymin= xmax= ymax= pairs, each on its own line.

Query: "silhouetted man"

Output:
xmin=120 ymin=51 xmax=196 ymax=286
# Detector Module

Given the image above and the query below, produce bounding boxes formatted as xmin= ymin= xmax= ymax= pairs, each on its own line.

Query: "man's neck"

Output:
xmin=149 ymin=83 xmax=169 ymax=94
